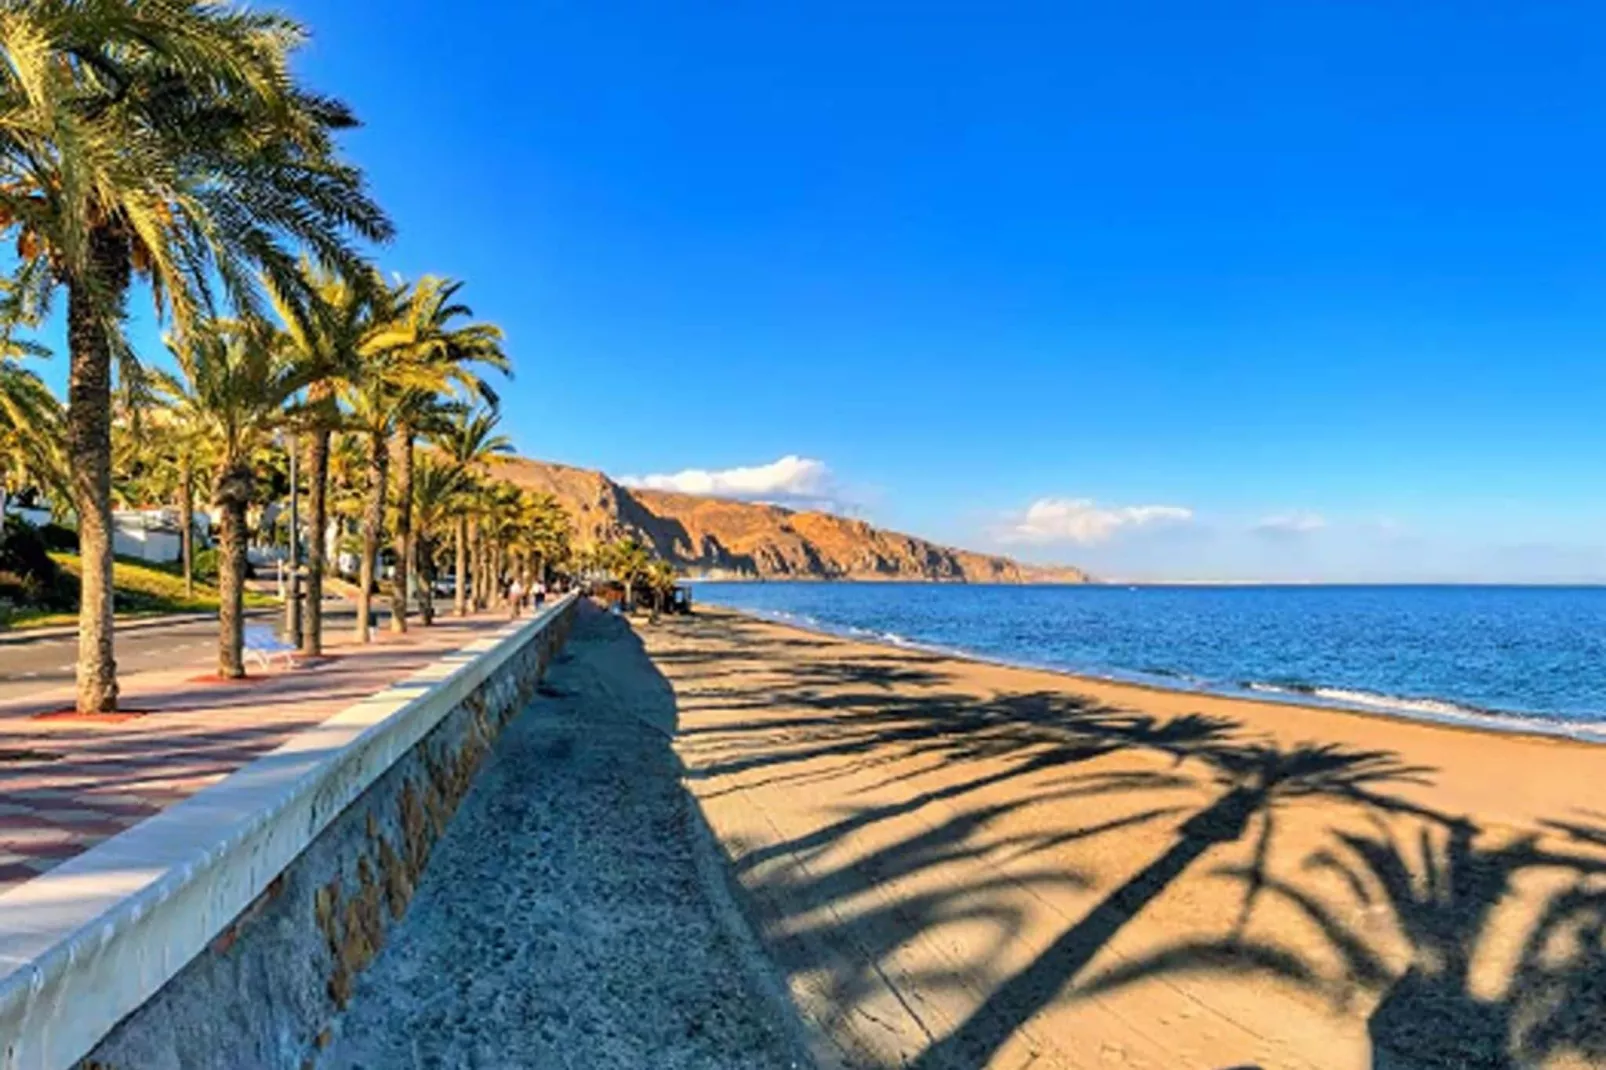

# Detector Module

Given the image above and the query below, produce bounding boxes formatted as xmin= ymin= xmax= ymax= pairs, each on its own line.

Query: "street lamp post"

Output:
xmin=286 ymin=431 xmax=302 ymax=647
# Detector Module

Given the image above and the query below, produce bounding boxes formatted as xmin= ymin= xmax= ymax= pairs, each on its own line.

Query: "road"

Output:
xmin=0 ymin=605 xmax=373 ymax=706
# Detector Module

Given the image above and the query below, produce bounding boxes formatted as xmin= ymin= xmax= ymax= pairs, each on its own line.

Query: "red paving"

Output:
xmin=0 ymin=615 xmax=512 ymax=894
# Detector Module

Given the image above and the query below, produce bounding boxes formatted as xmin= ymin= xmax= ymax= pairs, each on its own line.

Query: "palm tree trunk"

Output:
xmin=453 ymin=516 xmax=468 ymax=616
xmin=303 ymin=425 xmax=329 ymax=656
xmin=356 ymin=428 xmax=389 ymax=644
xmin=178 ymin=455 xmax=195 ymax=599
xmin=390 ymin=426 xmax=413 ymax=633
xmin=65 ymin=227 xmax=130 ymax=714
xmin=417 ymin=536 xmax=436 ymax=626
xmin=480 ymin=529 xmax=491 ymax=611
xmin=216 ymin=466 xmax=252 ymax=679
xmin=471 ymin=521 xmax=486 ymax=611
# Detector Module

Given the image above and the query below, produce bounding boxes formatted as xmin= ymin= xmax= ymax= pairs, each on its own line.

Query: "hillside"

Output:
xmin=488 ymin=455 xmax=1090 ymax=584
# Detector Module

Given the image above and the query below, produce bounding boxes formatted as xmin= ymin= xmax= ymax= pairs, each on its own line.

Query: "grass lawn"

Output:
xmin=0 ymin=554 xmax=277 ymax=631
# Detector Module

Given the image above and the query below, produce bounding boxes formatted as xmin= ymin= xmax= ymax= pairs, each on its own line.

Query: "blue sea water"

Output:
xmin=691 ymin=582 xmax=1606 ymax=740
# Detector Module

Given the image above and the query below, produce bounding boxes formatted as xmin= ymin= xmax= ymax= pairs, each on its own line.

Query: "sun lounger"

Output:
xmin=243 ymin=624 xmax=298 ymax=670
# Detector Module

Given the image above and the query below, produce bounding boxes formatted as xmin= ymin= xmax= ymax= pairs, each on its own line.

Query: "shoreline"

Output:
xmin=702 ymin=601 xmax=1606 ymax=749
xmin=686 ymin=576 xmax=1606 ymax=587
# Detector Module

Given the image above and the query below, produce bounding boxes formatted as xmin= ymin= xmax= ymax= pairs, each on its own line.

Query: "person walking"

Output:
xmin=508 ymin=577 xmax=524 ymax=618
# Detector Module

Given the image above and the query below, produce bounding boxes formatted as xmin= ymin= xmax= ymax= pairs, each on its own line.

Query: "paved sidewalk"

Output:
xmin=0 ymin=615 xmax=512 ymax=894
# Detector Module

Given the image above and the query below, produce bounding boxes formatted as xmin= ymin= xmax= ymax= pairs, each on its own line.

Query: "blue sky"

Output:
xmin=37 ymin=1 xmax=1606 ymax=580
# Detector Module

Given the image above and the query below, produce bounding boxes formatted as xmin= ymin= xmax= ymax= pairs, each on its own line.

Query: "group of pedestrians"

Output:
xmin=505 ymin=577 xmax=548 ymax=618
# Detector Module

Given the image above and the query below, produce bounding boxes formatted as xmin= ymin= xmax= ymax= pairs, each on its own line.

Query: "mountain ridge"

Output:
xmin=488 ymin=455 xmax=1090 ymax=584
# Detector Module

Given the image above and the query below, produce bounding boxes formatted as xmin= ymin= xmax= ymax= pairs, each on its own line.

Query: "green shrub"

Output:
xmin=0 ymin=517 xmax=70 ymax=607
xmin=193 ymin=547 xmax=220 ymax=583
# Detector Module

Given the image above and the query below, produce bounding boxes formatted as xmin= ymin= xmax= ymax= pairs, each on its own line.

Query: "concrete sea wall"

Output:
xmin=0 ymin=595 xmax=576 ymax=1070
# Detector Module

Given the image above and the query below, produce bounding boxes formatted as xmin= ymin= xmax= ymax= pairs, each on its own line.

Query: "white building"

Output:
xmin=110 ymin=509 xmax=196 ymax=564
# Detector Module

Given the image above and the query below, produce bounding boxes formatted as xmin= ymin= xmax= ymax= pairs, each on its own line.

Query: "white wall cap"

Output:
xmin=0 ymin=594 xmax=575 ymax=1070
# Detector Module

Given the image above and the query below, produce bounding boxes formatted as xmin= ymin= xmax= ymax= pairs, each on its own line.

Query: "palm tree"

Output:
xmin=474 ymin=478 xmax=522 ymax=610
xmin=116 ymin=384 xmax=213 ymax=598
xmin=431 ymin=405 xmax=512 ymax=616
xmin=408 ymin=452 xmax=473 ymax=625
xmin=0 ymin=374 xmax=61 ymax=519
xmin=339 ymin=277 xmax=509 ymax=642
xmin=340 ymin=331 xmax=402 ymax=644
xmin=643 ymin=559 xmax=677 ymax=618
xmin=154 ymin=320 xmax=315 ymax=677
xmin=523 ymin=493 xmax=573 ymax=589
xmin=366 ymin=277 xmax=508 ymax=634
xmin=171 ymin=426 xmax=206 ymax=600
xmin=571 ymin=543 xmax=602 ymax=586
xmin=493 ymin=488 xmax=565 ymax=601
xmin=325 ymin=430 xmax=368 ymax=574
xmin=269 ymin=266 xmax=387 ymax=655
xmin=0 ymin=290 xmax=62 ymax=520
xmin=601 ymin=537 xmax=653 ymax=612
xmin=384 ymin=387 xmax=451 ymax=632
xmin=0 ymin=0 xmax=392 ymax=711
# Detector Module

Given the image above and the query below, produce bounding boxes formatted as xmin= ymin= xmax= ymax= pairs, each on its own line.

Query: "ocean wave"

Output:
xmin=1243 ymin=678 xmax=1319 ymax=695
xmin=1244 ymin=680 xmax=1490 ymax=719
xmin=711 ymin=600 xmax=1606 ymax=745
xmin=740 ymin=610 xmax=929 ymax=654
xmin=1238 ymin=681 xmax=1606 ymax=741
xmin=747 ymin=607 xmax=823 ymax=632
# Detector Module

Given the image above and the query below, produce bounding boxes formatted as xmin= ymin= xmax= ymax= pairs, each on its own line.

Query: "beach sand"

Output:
xmin=641 ymin=607 xmax=1606 ymax=1070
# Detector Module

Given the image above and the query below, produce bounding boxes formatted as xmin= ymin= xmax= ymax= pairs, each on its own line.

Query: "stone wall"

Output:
xmin=0 ymin=597 xmax=574 ymax=1070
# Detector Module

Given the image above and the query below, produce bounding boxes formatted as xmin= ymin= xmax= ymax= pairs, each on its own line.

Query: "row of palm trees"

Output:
xmin=0 ymin=1 xmax=570 ymax=709
xmin=2 ymin=253 xmax=578 ymax=679
xmin=584 ymin=537 xmax=679 ymax=615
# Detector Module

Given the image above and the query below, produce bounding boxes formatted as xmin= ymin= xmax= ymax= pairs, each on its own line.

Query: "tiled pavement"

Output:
xmin=0 ymin=615 xmax=512 ymax=894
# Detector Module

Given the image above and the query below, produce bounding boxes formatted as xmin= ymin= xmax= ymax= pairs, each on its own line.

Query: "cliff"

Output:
xmin=487 ymin=455 xmax=1090 ymax=584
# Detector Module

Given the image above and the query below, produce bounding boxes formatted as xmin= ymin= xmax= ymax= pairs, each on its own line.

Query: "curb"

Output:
xmin=0 ymin=607 xmax=278 ymax=646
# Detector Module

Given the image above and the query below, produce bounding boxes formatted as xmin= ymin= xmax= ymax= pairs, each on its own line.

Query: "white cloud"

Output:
xmin=619 ymin=455 xmax=834 ymax=505
xmin=999 ymin=498 xmax=1194 ymax=545
xmin=1253 ymin=511 xmax=1327 ymax=536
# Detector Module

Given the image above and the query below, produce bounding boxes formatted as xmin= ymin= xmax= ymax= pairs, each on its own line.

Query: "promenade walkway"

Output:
xmin=0 ymin=614 xmax=510 ymax=894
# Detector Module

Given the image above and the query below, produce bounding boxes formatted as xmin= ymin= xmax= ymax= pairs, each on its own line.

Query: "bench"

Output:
xmin=243 ymin=624 xmax=299 ymax=670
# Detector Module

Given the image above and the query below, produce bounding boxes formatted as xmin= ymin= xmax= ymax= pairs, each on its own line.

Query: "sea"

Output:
xmin=691 ymin=582 xmax=1606 ymax=742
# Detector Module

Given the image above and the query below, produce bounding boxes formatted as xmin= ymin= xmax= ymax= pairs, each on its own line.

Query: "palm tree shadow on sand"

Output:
xmin=670 ymin=615 xmax=1606 ymax=1069
xmin=906 ymin=740 xmax=1432 ymax=1070
xmin=1073 ymin=809 xmax=1606 ymax=1070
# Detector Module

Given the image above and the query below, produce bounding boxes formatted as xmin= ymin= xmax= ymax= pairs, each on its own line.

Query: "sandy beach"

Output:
xmin=642 ymin=607 xmax=1606 ymax=1070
